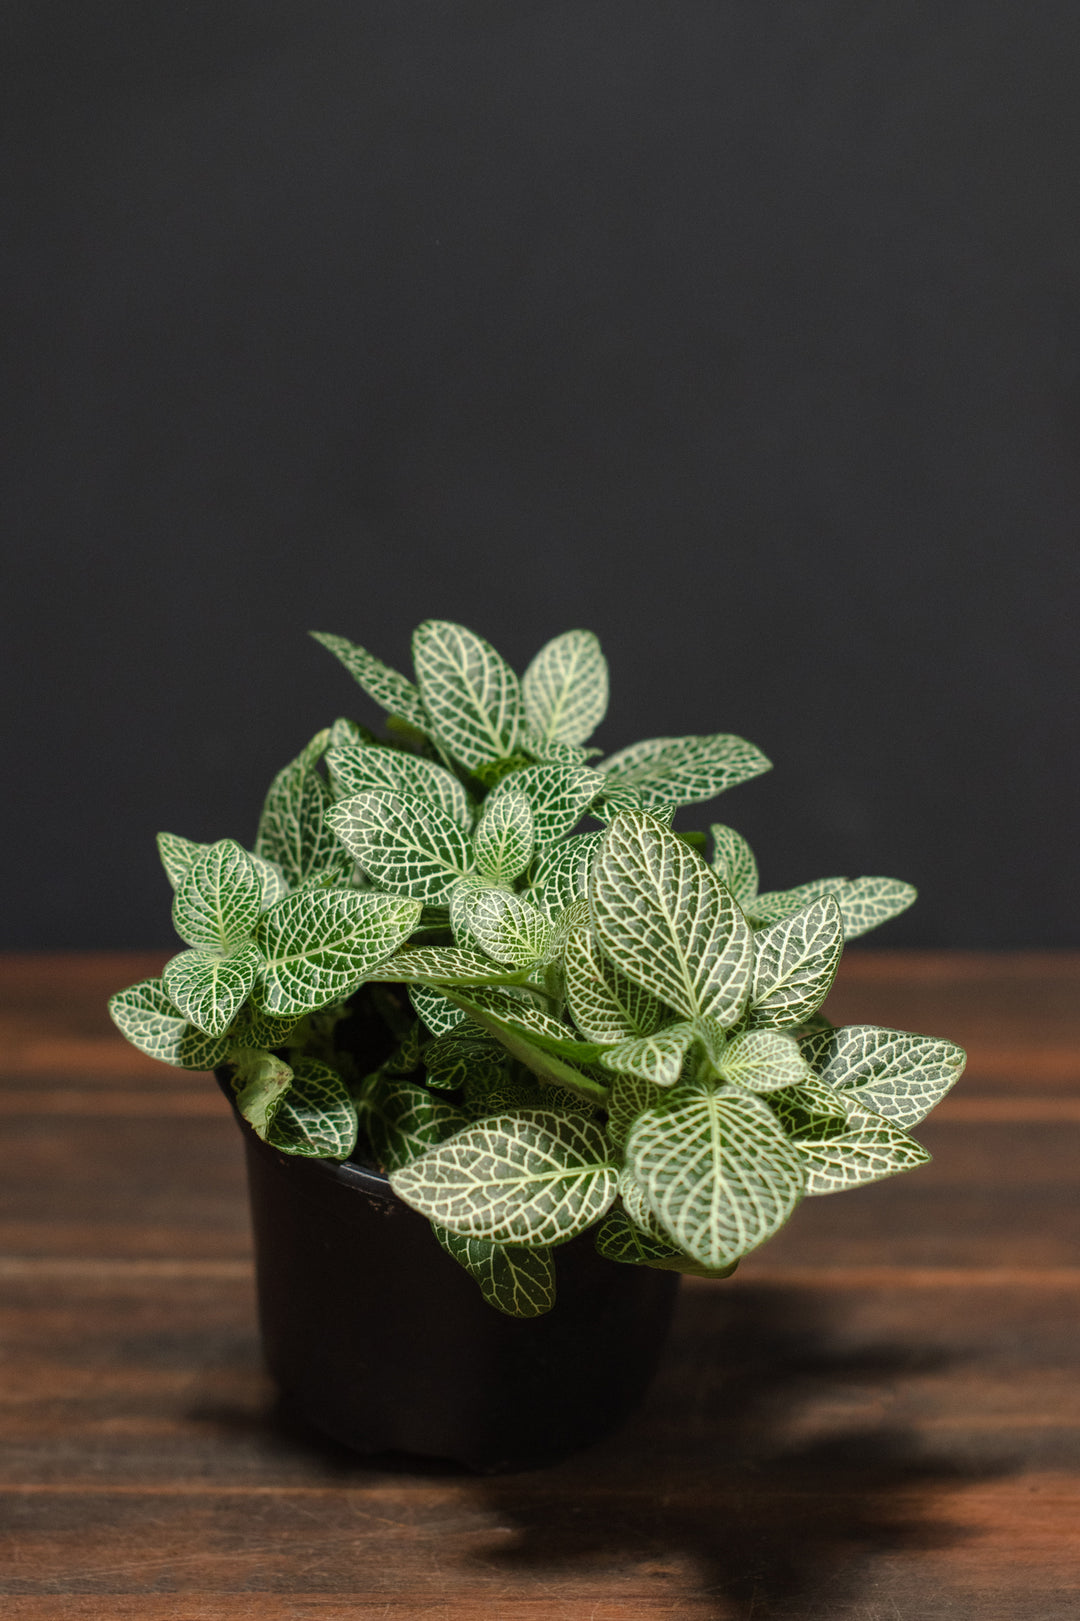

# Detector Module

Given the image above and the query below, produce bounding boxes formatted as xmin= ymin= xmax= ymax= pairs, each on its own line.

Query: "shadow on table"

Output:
xmin=464 ymin=1281 xmax=1011 ymax=1618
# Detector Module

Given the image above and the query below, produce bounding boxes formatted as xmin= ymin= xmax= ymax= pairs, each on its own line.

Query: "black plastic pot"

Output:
xmin=222 ymin=1080 xmax=679 ymax=1472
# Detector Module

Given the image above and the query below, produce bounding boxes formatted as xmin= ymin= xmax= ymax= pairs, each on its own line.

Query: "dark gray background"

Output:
xmin=4 ymin=1 xmax=1078 ymax=949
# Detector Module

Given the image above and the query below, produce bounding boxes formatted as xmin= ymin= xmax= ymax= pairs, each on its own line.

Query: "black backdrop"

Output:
xmin=4 ymin=1 xmax=1078 ymax=948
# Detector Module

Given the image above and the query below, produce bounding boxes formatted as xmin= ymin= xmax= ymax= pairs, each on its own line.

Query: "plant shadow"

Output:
xmin=462 ymin=1280 xmax=1012 ymax=1618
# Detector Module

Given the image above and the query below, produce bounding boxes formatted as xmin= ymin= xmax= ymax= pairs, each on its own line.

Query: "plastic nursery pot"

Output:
xmin=219 ymin=1077 xmax=679 ymax=1473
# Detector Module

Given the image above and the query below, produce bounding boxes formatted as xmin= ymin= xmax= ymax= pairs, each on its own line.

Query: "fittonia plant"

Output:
xmin=110 ymin=620 xmax=966 ymax=1317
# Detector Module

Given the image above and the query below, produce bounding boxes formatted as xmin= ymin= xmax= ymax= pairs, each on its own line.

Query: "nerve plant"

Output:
xmin=110 ymin=620 xmax=966 ymax=1317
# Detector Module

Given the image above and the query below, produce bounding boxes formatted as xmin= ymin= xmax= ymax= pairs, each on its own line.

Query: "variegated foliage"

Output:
xmin=110 ymin=618 xmax=962 ymax=1317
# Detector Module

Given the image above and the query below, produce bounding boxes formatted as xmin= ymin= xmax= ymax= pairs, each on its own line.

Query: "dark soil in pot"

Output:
xmin=220 ymin=1074 xmax=679 ymax=1473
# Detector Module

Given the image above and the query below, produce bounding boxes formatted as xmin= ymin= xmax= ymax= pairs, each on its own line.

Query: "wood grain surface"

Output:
xmin=1 ymin=951 xmax=1078 ymax=1618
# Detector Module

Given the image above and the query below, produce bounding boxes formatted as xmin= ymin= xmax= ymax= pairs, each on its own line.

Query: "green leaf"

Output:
xmin=250 ymin=853 xmax=291 ymax=910
xmin=590 ymin=811 xmax=753 ymax=1025
xmin=598 ymin=734 xmax=772 ymax=810
xmin=311 ymin=631 xmax=429 ymax=732
xmin=459 ymin=988 xmax=603 ymax=1061
xmin=412 ymin=619 xmax=525 ymax=771
xmin=812 ymin=1025 xmax=967 ymax=1128
xmin=424 ymin=1029 xmax=506 ymax=1092
xmin=564 ymin=921 xmax=665 ymax=1044
xmin=265 ymin=1059 xmax=358 ymax=1159
xmin=797 ymin=1122 xmax=931 ymax=1195
xmin=156 ymin=831 xmax=209 ymax=890
xmin=255 ymin=889 xmax=422 ymax=1016
xmin=595 ymin=1208 xmax=685 ymax=1267
xmin=444 ymin=990 xmax=609 ymax=1105
xmin=432 ymin=1227 xmax=556 ymax=1318
xmin=390 ymin=1109 xmax=618 ymax=1247
xmin=108 ymin=979 xmax=229 ymax=1070
xmin=599 ymin=1023 xmax=697 ymax=1088
xmin=471 ymin=790 xmax=535 ymax=883
xmin=522 ymin=629 xmax=609 ymax=747
xmin=604 ymin=1072 xmax=658 ymax=1150
xmin=709 ymin=824 xmax=759 ymax=909
xmin=409 ymin=983 xmax=467 ymax=1036
xmin=328 ymin=715 xmax=376 ymax=751
xmin=768 ymin=1076 xmax=851 ymax=1141
xmin=376 ymin=946 xmax=527 ymax=986
xmin=626 ymin=1081 xmax=805 ymax=1269
xmin=230 ymin=1048 xmax=293 ymax=1139
xmin=832 ymin=877 xmax=918 ymax=939
xmin=359 ymin=1073 xmax=467 ymax=1174
xmin=528 ymin=832 xmax=604 ymax=918
xmin=172 ymin=839 xmax=265 ymax=951
xmin=326 ymin=741 xmax=472 ymax=829
xmin=464 ymin=889 xmax=552 ymax=968
xmin=524 ymin=737 xmax=596 ymax=766
xmin=750 ymin=876 xmax=917 ymax=940
xmin=230 ymin=1003 xmax=302 ymax=1050
xmin=163 ymin=943 xmax=261 ymax=1038
xmin=717 ymin=1029 xmax=810 ymax=1093
xmin=254 ymin=733 xmax=351 ymax=889
xmin=748 ymin=897 xmax=844 ymax=1029
xmin=328 ymin=789 xmax=473 ymax=904
xmin=488 ymin=762 xmax=603 ymax=851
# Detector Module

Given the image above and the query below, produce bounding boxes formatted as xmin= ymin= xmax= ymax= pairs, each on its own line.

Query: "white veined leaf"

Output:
xmin=249 ymin=852 xmax=291 ymax=910
xmin=412 ymin=619 xmax=525 ymax=771
xmin=424 ymin=1029 xmax=506 ymax=1092
xmin=230 ymin=1003 xmax=302 ymax=1050
xmin=488 ymin=762 xmax=603 ymax=851
xmin=718 ymin=1028 xmax=810 ymax=1094
xmin=359 ymin=1073 xmax=468 ymax=1173
xmin=617 ymin=1164 xmax=670 ymax=1238
xmin=604 ymin=1072 xmax=658 ymax=1150
xmin=750 ymin=876 xmax=916 ymax=940
xmin=163 ymin=943 xmax=261 ymax=1038
xmin=748 ymin=897 xmax=844 ymax=1029
xmin=265 ymin=1059 xmax=358 ymax=1159
xmin=832 ymin=877 xmax=917 ymax=939
xmin=590 ymin=811 xmax=753 ymax=1025
xmin=432 ymin=1226 xmax=556 ymax=1318
xmin=326 ymin=741 xmax=472 ymax=829
xmin=598 ymin=734 xmax=772 ymax=809
xmin=594 ymin=782 xmax=644 ymax=817
xmin=328 ymin=715 xmax=376 ymax=751
xmin=230 ymin=1048 xmax=293 ymax=1138
xmin=390 ymin=1109 xmax=618 ymax=1248
xmin=311 ymin=631 xmax=429 ymax=731
xmin=172 ymin=839 xmax=265 ymax=951
xmin=564 ymin=921 xmax=665 ymax=1044
xmin=471 ymin=790 xmax=535 ymax=884
xmin=409 ymin=983 xmax=467 ymax=1037
xmin=814 ymin=1024 xmax=967 ymax=1128
xmin=108 ymin=978 xmax=229 ymax=1070
xmin=709 ymin=824 xmax=759 ymax=909
xmin=464 ymin=889 xmax=552 ymax=968
xmin=768 ymin=1075 xmax=852 ymax=1141
xmin=524 ymin=737 xmax=597 ymax=766
xmin=156 ymin=831 xmax=209 ymax=890
xmin=459 ymin=987 xmax=603 ymax=1061
xmin=255 ymin=889 xmax=422 ymax=1016
xmin=595 ymin=1207 xmax=684 ymax=1267
xmin=798 ymin=1122 xmax=931 ymax=1195
xmin=328 ymin=789 xmax=474 ymax=904
xmin=254 ymin=733 xmax=351 ymax=890
xmin=626 ymin=1082 xmax=805 ymax=1270
xmin=522 ymin=628 xmax=609 ymax=747
xmin=599 ymin=1023 xmax=697 ymax=1088
xmin=527 ymin=832 xmax=604 ymax=919
xmin=379 ymin=946 xmax=528 ymax=986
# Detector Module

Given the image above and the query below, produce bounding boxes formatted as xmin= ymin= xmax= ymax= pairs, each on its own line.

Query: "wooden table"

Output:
xmin=2 ymin=951 xmax=1079 ymax=1619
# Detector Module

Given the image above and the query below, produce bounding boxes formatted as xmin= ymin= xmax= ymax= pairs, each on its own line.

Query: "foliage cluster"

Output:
xmin=111 ymin=621 xmax=965 ymax=1317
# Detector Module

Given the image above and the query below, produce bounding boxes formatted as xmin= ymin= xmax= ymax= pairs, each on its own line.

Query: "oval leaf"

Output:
xmin=255 ymin=889 xmax=422 ymax=1016
xmin=172 ymin=839 xmax=264 ymax=951
xmin=798 ymin=1122 xmax=931 ymax=1195
xmin=472 ymin=790 xmax=535 ymax=884
xmin=814 ymin=1025 xmax=967 ymax=1128
xmin=718 ymin=1029 xmax=810 ymax=1093
xmin=748 ymin=897 xmax=844 ymax=1029
xmin=163 ymin=944 xmax=260 ymax=1038
xmin=599 ymin=734 xmax=771 ymax=809
xmin=108 ymin=979 xmax=229 ymax=1070
xmin=412 ymin=620 xmax=525 ymax=771
xmin=326 ymin=742 xmax=472 ymax=829
xmin=709 ymin=823 xmax=759 ymax=909
xmin=522 ymin=629 xmax=609 ymax=747
xmin=626 ymin=1083 xmax=805 ymax=1270
xmin=311 ymin=632 xmax=429 ymax=731
xmin=590 ymin=811 xmax=753 ymax=1024
xmin=432 ymin=1227 xmax=556 ymax=1318
xmin=265 ymin=1059 xmax=358 ymax=1159
xmin=390 ymin=1109 xmax=617 ymax=1248
xmin=328 ymin=789 xmax=473 ymax=905
xmin=564 ymin=921 xmax=665 ymax=1044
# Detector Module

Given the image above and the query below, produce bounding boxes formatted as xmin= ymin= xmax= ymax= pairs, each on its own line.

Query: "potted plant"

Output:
xmin=110 ymin=619 xmax=965 ymax=1471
